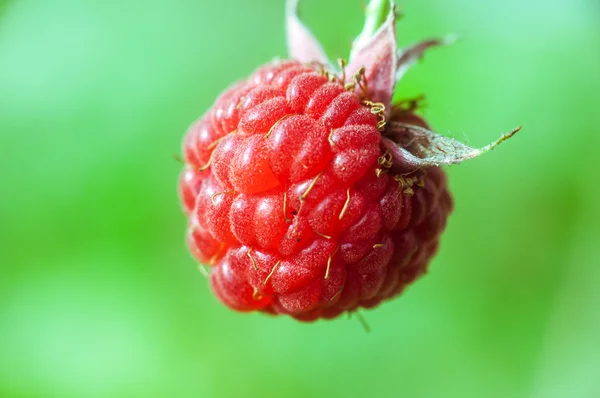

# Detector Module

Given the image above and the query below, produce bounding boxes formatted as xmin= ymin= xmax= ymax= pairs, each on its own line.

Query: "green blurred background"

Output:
xmin=1 ymin=0 xmax=599 ymax=397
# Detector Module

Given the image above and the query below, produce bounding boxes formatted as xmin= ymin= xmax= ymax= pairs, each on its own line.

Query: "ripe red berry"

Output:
xmin=179 ymin=0 xmax=518 ymax=321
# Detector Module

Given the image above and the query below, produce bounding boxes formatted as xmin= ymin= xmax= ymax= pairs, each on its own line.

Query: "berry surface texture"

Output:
xmin=179 ymin=0 xmax=518 ymax=322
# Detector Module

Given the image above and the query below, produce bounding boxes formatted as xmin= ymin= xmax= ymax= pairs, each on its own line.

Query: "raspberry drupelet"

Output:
xmin=179 ymin=0 xmax=518 ymax=322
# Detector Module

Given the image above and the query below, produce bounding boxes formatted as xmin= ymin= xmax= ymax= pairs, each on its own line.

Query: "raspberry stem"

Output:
xmin=355 ymin=0 xmax=392 ymax=46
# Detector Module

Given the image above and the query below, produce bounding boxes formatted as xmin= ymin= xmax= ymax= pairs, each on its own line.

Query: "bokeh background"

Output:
xmin=1 ymin=0 xmax=599 ymax=397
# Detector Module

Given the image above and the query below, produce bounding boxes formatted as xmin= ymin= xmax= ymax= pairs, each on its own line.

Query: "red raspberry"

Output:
xmin=179 ymin=0 xmax=518 ymax=321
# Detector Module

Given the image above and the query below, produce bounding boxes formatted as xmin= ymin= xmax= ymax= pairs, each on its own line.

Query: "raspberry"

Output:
xmin=179 ymin=0 xmax=518 ymax=321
